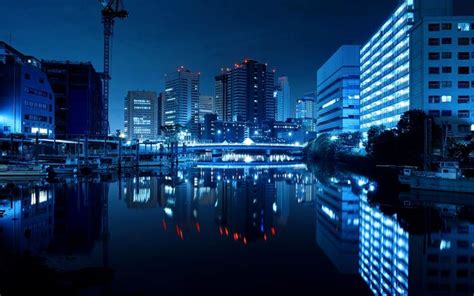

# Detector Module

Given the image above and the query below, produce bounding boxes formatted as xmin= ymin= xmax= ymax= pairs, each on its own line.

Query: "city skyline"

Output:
xmin=1 ymin=0 xmax=406 ymax=131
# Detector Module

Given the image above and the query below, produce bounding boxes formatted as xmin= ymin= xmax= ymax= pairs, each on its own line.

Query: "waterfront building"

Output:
xmin=0 ymin=42 xmax=55 ymax=137
xmin=317 ymin=45 xmax=360 ymax=135
xmin=296 ymin=92 xmax=317 ymax=132
xmin=360 ymin=0 xmax=474 ymax=137
xmin=157 ymin=92 xmax=165 ymax=135
xmin=164 ymin=67 xmax=200 ymax=136
xmin=198 ymin=95 xmax=215 ymax=123
xmin=124 ymin=90 xmax=159 ymax=141
xmin=43 ymin=60 xmax=105 ymax=137
xmin=216 ymin=59 xmax=275 ymax=123
xmin=275 ymin=76 xmax=292 ymax=122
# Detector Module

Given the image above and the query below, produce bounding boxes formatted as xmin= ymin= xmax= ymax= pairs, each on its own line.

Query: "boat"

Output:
xmin=0 ymin=164 xmax=48 ymax=178
xmin=399 ymin=161 xmax=474 ymax=193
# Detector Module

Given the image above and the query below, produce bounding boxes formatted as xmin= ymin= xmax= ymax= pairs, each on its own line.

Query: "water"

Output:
xmin=0 ymin=166 xmax=473 ymax=295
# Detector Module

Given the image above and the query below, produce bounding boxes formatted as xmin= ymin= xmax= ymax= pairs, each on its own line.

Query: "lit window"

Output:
xmin=441 ymin=95 xmax=452 ymax=103
xmin=458 ymin=23 xmax=470 ymax=32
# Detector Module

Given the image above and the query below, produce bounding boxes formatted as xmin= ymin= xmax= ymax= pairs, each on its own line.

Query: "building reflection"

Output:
xmin=123 ymin=176 xmax=159 ymax=209
xmin=49 ymin=181 xmax=107 ymax=255
xmin=315 ymin=176 xmax=360 ymax=274
xmin=157 ymin=168 xmax=300 ymax=243
xmin=0 ymin=185 xmax=54 ymax=255
xmin=359 ymin=193 xmax=409 ymax=295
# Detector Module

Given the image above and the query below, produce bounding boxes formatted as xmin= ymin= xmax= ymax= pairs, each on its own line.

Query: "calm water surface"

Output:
xmin=1 ymin=166 xmax=473 ymax=295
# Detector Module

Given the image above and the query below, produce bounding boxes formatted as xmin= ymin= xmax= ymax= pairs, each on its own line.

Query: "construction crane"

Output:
xmin=99 ymin=0 xmax=128 ymax=134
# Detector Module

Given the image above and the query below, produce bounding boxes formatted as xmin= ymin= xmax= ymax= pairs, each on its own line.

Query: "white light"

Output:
xmin=164 ymin=207 xmax=173 ymax=218
xmin=272 ymin=202 xmax=278 ymax=213
xmin=330 ymin=136 xmax=338 ymax=141
xmin=244 ymin=155 xmax=253 ymax=163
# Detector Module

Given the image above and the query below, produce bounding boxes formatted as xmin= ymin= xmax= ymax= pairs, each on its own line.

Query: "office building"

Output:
xmin=214 ymin=68 xmax=230 ymax=120
xmin=317 ymin=45 xmax=360 ymax=135
xmin=275 ymin=76 xmax=291 ymax=122
xmin=360 ymin=0 xmax=474 ymax=137
xmin=124 ymin=90 xmax=158 ymax=141
xmin=0 ymin=42 xmax=55 ymax=137
xmin=296 ymin=92 xmax=317 ymax=132
xmin=216 ymin=59 xmax=275 ymax=123
xmin=164 ymin=67 xmax=200 ymax=135
xmin=43 ymin=60 xmax=105 ymax=137
xmin=199 ymin=95 xmax=215 ymax=123
xmin=157 ymin=92 xmax=165 ymax=135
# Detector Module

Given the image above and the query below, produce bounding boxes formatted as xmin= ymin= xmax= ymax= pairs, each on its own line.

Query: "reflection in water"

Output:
xmin=315 ymin=177 xmax=360 ymax=274
xmin=359 ymin=193 xmax=409 ymax=295
xmin=0 ymin=167 xmax=473 ymax=295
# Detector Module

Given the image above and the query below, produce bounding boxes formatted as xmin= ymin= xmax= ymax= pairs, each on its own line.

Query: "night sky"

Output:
xmin=1 ymin=0 xmax=400 ymax=131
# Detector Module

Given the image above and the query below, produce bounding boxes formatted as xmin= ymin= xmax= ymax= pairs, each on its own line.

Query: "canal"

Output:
xmin=0 ymin=165 xmax=473 ymax=295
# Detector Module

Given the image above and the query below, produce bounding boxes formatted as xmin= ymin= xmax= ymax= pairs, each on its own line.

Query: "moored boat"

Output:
xmin=399 ymin=161 xmax=474 ymax=193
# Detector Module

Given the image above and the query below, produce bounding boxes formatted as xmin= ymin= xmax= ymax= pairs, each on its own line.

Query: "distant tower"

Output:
xmin=164 ymin=67 xmax=200 ymax=135
xmin=275 ymin=76 xmax=291 ymax=122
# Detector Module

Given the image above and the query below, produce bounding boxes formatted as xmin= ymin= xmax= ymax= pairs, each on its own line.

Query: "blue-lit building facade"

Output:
xmin=43 ymin=60 xmax=106 ymax=137
xmin=360 ymin=0 xmax=474 ymax=137
xmin=0 ymin=42 xmax=55 ymax=137
xmin=296 ymin=92 xmax=317 ymax=133
xmin=164 ymin=67 xmax=200 ymax=135
xmin=275 ymin=76 xmax=292 ymax=122
xmin=317 ymin=45 xmax=360 ymax=135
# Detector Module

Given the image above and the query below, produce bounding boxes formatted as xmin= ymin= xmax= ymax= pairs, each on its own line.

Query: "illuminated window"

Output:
xmin=458 ymin=23 xmax=470 ymax=32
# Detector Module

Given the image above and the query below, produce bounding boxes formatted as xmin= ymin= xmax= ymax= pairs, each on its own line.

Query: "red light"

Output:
xmin=196 ymin=222 xmax=201 ymax=233
xmin=225 ymin=227 xmax=229 ymax=236
xmin=219 ymin=226 xmax=223 ymax=235
xmin=162 ymin=219 xmax=167 ymax=231
xmin=243 ymin=237 xmax=248 ymax=245
xmin=271 ymin=227 xmax=276 ymax=236
xmin=263 ymin=234 xmax=268 ymax=241
xmin=233 ymin=233 xmax=239 ymax=241
xmin=179 ymin=230 xmax=184 ymax=240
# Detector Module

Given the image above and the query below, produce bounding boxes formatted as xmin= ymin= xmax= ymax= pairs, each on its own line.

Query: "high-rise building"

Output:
xmin=164 ymin=67 xmax=200 ymax=134
xmin=216 ymin=60 xmax=275 ymax=123
xmin=0 ymin=42 xmax=55 ymax=137
xmin=157 ymin=92 xmax=165 ymax=135
xmin=275 ymin=76 xmax=291 ymax=122
xmin=360 ymin=0 xmax=474 ymax=138
xmin=124 ymin=90 xmax=158 ymax=141
xmin=43 ymin=60 xmax=105 ymax=137
xmin=296 ymin=92 xmax=317 ymax=132
xmin=214 ymin=68 xmax=230 ymax=121
xmin=198 ymin=95 xmax=215 ymax=123
xmin=317 ymin=45 xmax=360 ymax=135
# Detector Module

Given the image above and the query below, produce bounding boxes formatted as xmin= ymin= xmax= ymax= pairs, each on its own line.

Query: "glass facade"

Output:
xmin=360 ymin=1 xmax=414 ymax=131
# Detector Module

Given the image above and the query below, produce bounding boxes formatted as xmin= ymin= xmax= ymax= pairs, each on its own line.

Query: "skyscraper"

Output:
xmin=317 ymin=45 xmax=360 ymax=135
xmin=214 ymin=68 xmax=230 ymax=121
xmin=216 ymin=60 xmax=275 ymax=123
xmin=124 ymin=90 xmax=158 ymax=141
xmin=164 ymin=67 xmax=200 ymax=134
xmin=296 ymin=92 xmax=317 ymax=132
xmin=0 ymin=42 xmax=55 ymax=137
xmin=360 ymin=0 xmax=474 ymax=138
xmin=198 ymin=95 xmax=215 ymax=123
xmin=275 ymin=76 xmax=291 ymax=122
xmin=43 ymin=60 xmax=106 ymax=137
